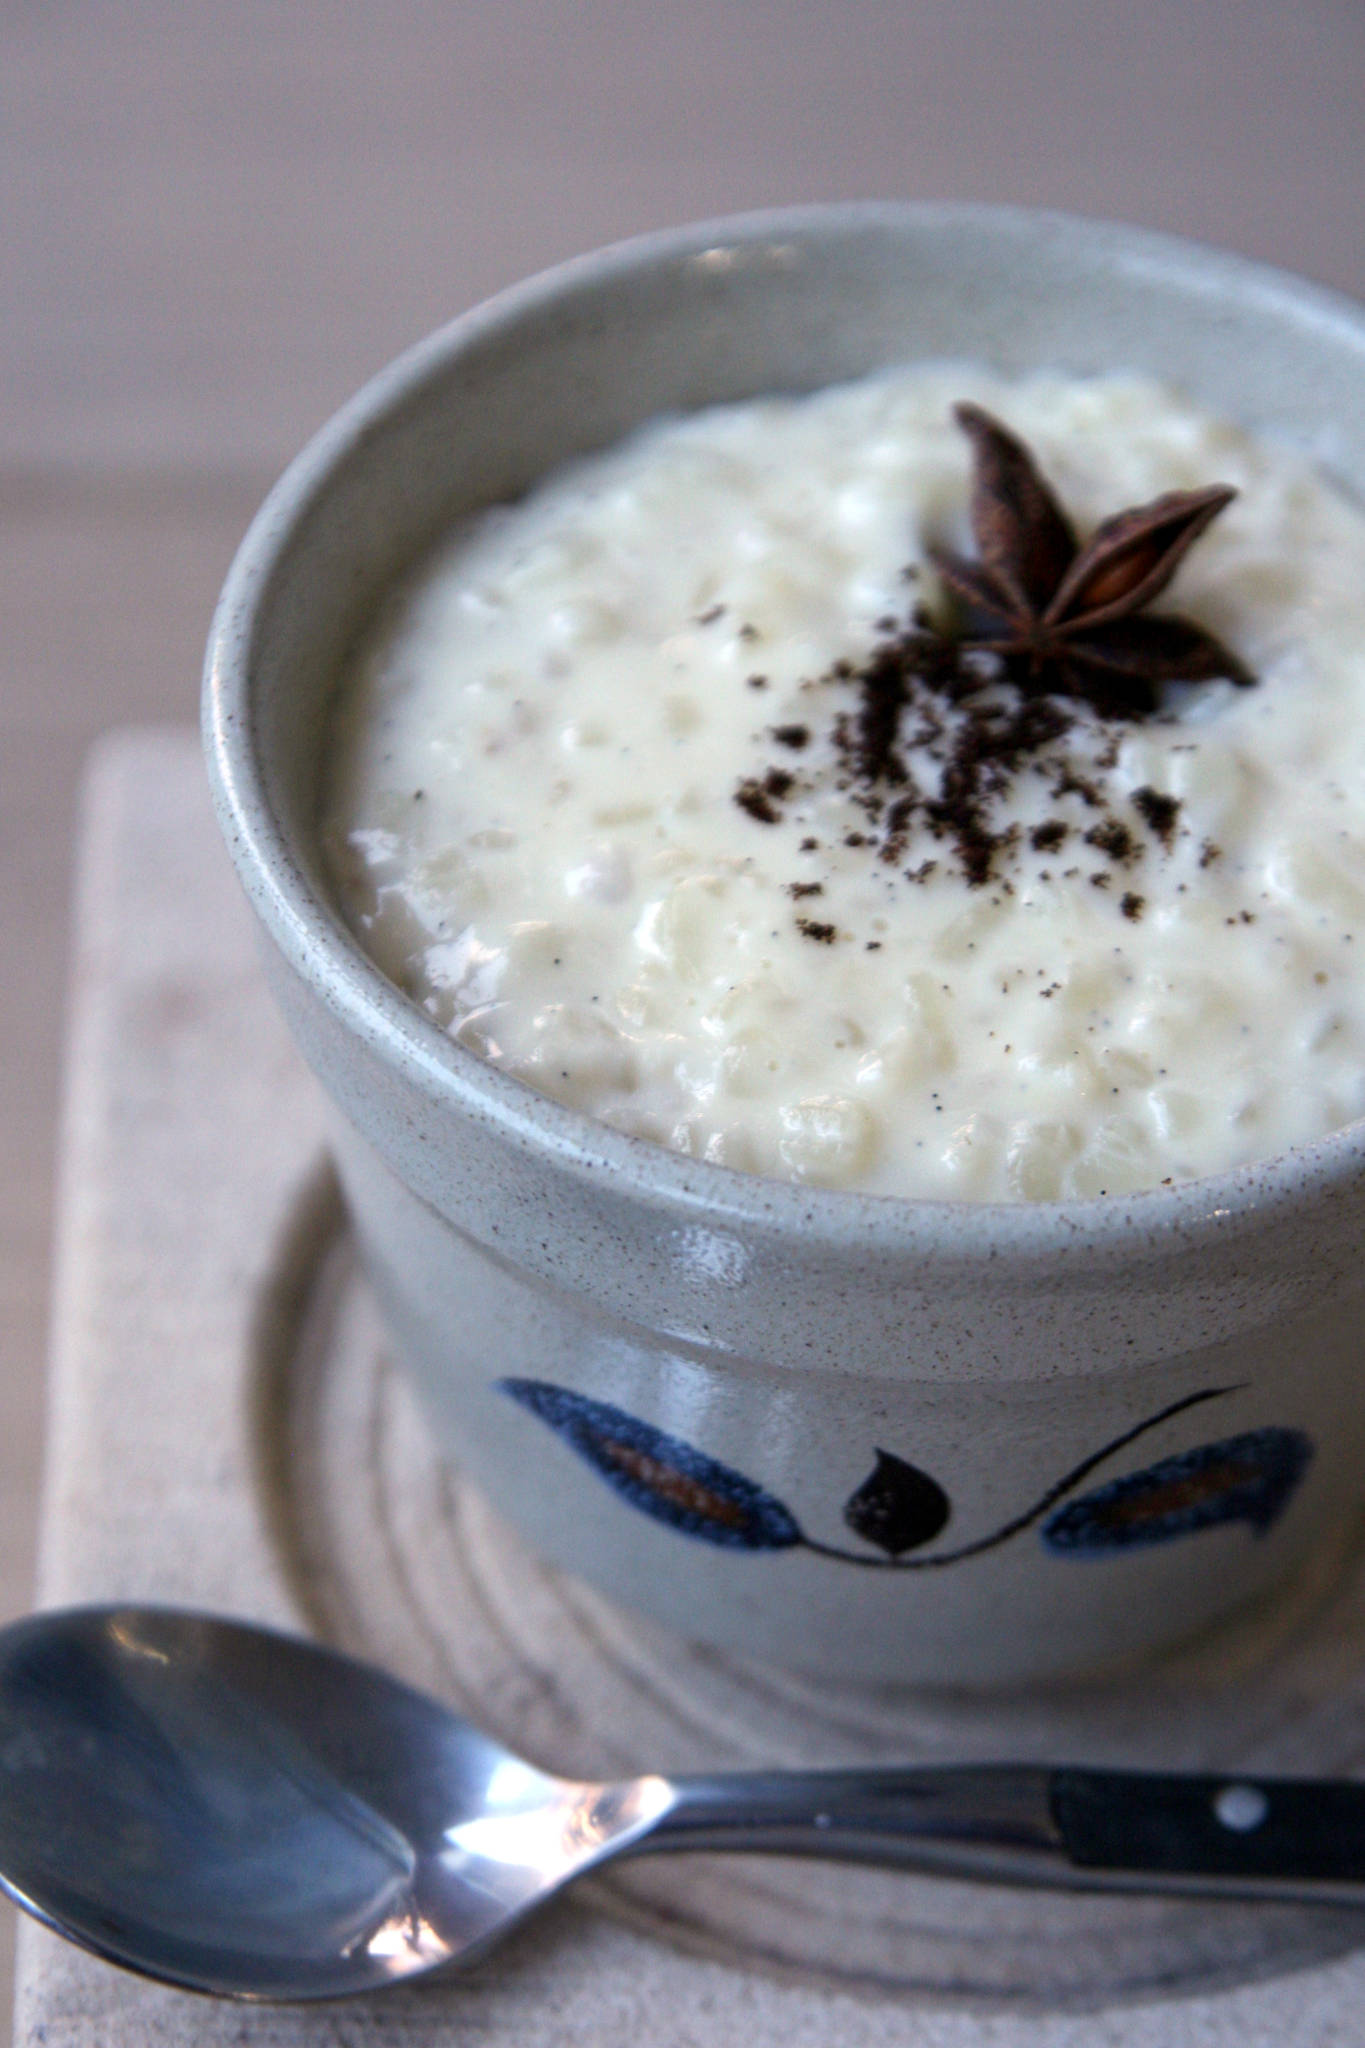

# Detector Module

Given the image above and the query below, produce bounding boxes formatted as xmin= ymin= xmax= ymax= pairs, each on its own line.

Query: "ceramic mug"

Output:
xmin=205 ymin=205 xmax=1365 ymax=1685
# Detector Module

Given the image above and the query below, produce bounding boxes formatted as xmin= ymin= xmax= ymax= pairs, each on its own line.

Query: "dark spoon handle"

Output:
xmin=1051 ymin=1768 xmax=1365 ymax=1887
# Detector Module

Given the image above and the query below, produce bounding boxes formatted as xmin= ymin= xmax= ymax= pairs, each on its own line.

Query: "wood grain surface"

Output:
xmin=2 ymin=3 xmax=1363 ymax=2036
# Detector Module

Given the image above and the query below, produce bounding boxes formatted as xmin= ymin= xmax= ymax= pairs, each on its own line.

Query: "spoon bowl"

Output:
xmin=4 ymin=1606 xmax=1365 ymax=2001
xmin=0 ymin=1607 xmax=668 ymax=1999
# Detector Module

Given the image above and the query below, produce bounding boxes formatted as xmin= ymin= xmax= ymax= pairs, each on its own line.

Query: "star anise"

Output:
xmin=929 ymin=402 xmax=1254 ymax=717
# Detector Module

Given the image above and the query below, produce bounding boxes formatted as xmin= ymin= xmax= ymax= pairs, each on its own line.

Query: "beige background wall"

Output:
xmin=2 ymin=1 xmax=1364 ymax=2030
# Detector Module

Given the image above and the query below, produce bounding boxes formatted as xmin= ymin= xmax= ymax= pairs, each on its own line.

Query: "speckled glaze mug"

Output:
xmin=205 ymin=205 xmax=1365 ymax=1685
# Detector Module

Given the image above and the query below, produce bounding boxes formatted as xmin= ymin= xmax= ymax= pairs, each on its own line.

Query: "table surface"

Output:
xmin=4 ymin=4 xmax=1365 ymax=2036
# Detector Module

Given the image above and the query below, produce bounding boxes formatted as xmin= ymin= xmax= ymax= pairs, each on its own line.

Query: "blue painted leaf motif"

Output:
xmin=498 ymin=1379 xmax=804 ymax=1550
xmin=1041 ymin=1427 xmax=1312 ymax=1555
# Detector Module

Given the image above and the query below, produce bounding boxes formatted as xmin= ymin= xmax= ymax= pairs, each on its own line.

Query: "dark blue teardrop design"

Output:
xmin=498 ymin=1379 xmax=804 ymax=1550
xmin=843 ymin=1450 xmax=950 ymax=1556
xmin=1041 ymin=1427 xmax=1312 ymax=1555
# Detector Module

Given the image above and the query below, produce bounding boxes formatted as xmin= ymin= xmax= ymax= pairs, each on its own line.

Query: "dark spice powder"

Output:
xmin=826 ymin=626 xmax=1084 ymax=888
xmin=735 ymin=778 xmax=781 ymax=824
xmin=735 ymin=612 xmax=1203 ymax=896
xmin=1132 ymin=786 xmax=1182 ymax=847
xmin=1084 ymin=818 xmax=1138 ymax=865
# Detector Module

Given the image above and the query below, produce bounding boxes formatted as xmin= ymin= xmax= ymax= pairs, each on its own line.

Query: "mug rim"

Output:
xmin=203 ymin=198 xmax=1365 ymax=1263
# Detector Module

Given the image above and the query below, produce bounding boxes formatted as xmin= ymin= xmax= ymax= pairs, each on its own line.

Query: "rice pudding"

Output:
xmin=320 ymin=365 xmax=1365 ymax=1202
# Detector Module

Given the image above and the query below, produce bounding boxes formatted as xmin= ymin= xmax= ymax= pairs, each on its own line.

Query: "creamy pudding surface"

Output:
xmin=320 ymin=366 xmax=1365 ymax=1202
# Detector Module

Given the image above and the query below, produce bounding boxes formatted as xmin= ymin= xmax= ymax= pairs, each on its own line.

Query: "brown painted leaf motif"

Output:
xmin=843 ymin=1450 xmax=950 ymax=1557
xmin=931 ymin=404 xmax=1254 ymax=714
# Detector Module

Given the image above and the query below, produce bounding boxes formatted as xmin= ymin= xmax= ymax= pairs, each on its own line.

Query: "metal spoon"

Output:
xmin=2 ymin=1606 xmax=1364 ymax=2002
